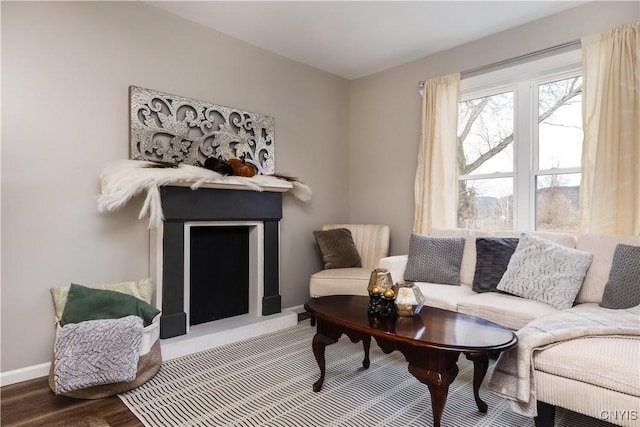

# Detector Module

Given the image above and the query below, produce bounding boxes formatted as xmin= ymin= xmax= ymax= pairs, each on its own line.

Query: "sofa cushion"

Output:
xmin=472 ymin=237 xmax=519 ymax=293
xmin=457 ymin=292 xmax=557 ymax=330
xmin=313 ymin=228 xmax=362 ymax=269
xmin=535 ymin=371 xmax=640 ymax=426
xmin=309 ymin=268 xmax=371 ymax=297
xmin=575 ymin=234 xmax=640 ymax=304
xmin=534 ymin=336 xmax=640 ymax=397
xmin=497 ymin=234 xmax=593 ymax=309
xmin=530 ymin=230 xmax=576 ymax=249
xmin=414 ymin=282 xmax=477 ymax=312
xmin=600 ymin=244 xmax=640 ymax=309
xmin=405 ymin=234 xmax=465 ymax=285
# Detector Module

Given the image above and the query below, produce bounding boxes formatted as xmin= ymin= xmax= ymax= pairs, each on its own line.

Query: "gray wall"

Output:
xmin=1 ymin=1 xmax=349 ymax=372
xmin=349 ymin=1 xmax=639 ymax=256
xmin=2 ymin=1 xmax=638 ymax=375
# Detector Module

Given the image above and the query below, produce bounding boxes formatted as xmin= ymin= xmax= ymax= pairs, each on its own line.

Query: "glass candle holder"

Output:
xmin=367 ymin=268 xmax=394 ymax=296
xmin=393 ymin=281 xmax=425 ymax=316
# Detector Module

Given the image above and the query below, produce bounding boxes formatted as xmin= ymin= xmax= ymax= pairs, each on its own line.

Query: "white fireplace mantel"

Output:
xmin=97 ymin=159 xmax=311 ymax=228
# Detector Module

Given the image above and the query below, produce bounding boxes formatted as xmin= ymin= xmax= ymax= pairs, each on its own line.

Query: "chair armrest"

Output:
xmin=379 ymin=255 xmax=408 ymax=284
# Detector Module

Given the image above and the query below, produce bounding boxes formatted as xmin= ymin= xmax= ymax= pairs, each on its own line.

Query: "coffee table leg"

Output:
xmin=362 ymin=335 xmax=371 ymax=369
xmin=465 ymin=352 xmax=489 ymax=413
xmin=312 ymin=333 xmax=338 ymax=392
xmin=408 ymin=363 xmax=459 ymax=427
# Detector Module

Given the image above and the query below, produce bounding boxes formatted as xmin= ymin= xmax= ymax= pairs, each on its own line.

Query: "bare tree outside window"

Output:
xmin=536 ymin=172 xmax=581 ymax=231
xmin=536 ymin=77 xmax=583 ymax=233
xmin=457 ymin=76 xmax=582 ymax=232
xmin=457 ymin=91 xmax=514 ymax=229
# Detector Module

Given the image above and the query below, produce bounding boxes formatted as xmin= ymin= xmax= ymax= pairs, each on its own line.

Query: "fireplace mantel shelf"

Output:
xmin=168 ymin=178 xmax=292 ymax=193
xmin=97 ymin=160 xmax=311 ymax=228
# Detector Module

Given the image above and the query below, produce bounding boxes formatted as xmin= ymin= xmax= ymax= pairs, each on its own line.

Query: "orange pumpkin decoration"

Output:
xmin=227 ymin=157 xmax=256 ymax=177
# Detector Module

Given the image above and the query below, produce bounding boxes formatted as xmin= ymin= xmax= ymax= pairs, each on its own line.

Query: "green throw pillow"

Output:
xmin=60 ymin=283 xmax=160 ymax=327
xmin=50 ymin=278 xmax=153 ymax=321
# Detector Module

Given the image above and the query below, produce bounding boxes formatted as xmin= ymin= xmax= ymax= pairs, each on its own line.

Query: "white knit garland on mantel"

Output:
xmin=97 ymin=159 xmax=311 ymax=228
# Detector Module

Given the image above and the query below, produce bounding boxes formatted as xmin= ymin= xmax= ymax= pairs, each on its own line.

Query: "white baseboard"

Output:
xmin=1 ymin=308 xmax=302 ymax=387
xmin=285 ymin=304 xmax=306 ymax=314
xmin=1 ymin=362 xmax=51 ymax=387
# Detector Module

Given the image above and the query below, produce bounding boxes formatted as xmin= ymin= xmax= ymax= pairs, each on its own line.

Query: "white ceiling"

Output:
xmin=148 ymin=1 xmax=589 ymax=80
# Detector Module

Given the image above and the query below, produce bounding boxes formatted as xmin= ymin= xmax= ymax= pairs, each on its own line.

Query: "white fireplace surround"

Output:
xmin=183 ymin=221 xmax=264 ymax=332
xmin=150 ymin=218 xmax=297 ymax=360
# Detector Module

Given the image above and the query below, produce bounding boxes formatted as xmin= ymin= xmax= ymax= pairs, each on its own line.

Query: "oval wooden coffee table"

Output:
xmin=304 ymin=295 xmax=518 ymax=427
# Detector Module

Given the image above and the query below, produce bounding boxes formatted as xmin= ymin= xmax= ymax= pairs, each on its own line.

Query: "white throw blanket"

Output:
xmin=97 ymin=159 xmax=312 ymax=227
xmin=488 ymin=304 xmax=640 ymax=417
xmin=53 ymin=316 xmax=143 ymax=394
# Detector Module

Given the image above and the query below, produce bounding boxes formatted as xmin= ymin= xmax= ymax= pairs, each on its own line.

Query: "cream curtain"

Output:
xmin=580 ymin=21 xmax=640 ymax=235
xmin=413 ymin=73 xmax=460 ymax=234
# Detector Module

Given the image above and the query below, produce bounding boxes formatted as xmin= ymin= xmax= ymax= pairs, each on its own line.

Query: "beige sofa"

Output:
xmin=378 ymin=228 xmax=640 ymax=427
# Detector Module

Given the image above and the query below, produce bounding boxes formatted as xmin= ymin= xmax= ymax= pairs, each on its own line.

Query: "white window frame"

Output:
xmin=459 ymin=49 xmax=582 ymax=231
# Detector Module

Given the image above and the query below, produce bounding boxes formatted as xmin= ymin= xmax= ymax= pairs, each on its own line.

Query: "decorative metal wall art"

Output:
xmin=129 ymin=86 xmax=275 ymax=174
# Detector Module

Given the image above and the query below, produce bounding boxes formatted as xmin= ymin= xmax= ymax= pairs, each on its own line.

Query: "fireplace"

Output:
xmin=150 ymin=186 xmax=284 ymax=339
xmin=187 ymin=223 xmax=252 ymax=326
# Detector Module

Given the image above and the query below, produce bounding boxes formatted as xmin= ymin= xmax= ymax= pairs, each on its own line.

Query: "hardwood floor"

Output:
xmin=1 ymin=313 xmax=311 ymax=426
xmin=1 ymin=376 xmax=141 ymax=427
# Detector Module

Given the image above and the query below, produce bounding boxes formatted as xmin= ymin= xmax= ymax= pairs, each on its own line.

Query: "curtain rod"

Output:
xmin=418 ymin=39 xmax=581 ymax=89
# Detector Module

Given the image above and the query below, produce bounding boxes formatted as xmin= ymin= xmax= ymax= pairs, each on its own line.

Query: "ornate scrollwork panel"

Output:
xmin=129 ymin=86 xmax=275 ymax=174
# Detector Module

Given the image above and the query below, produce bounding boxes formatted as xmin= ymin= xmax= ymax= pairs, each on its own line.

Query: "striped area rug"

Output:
xmin=119 ymin=320 xmax=614 ymax=427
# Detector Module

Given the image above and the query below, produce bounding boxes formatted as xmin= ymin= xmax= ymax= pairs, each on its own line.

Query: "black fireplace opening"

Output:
xmin=189 ymin=226 xmax=250 ymax=325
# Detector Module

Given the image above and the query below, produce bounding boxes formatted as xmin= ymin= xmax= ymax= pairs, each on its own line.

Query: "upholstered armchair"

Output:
xmin=309 ymin=224 xmax=391 ymax=298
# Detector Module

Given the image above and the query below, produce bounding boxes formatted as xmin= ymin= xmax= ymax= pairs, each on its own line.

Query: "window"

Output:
xmin=456 ymin=51 xmax=583 ymax=233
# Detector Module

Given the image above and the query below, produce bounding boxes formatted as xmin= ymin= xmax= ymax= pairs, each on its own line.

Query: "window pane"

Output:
xmin=458 ymin=178 xmax=513 ymax=230
xmin=458 ymin=91 xmax=514 ymax=175
xmin=536 ymin=173 xmax=581 ymax=233
xmin=538 ymin=77 xmax=583 ymax=170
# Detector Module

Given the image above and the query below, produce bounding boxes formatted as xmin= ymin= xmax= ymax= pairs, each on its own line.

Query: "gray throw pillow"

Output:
xmin=600 ymin=244 xmax=640 ymax=309
xmin=404 ymin=234 xmax=465 ymax=285
xmin=313 ymin=228 xmax=362 ymax=269
xmin=472 ymin=237 xmax=519 ymax=293
xmin=496 ymin=233 xmax=593 ymax=310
